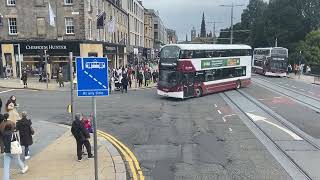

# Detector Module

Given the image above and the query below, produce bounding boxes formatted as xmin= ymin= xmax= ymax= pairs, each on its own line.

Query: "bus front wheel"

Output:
xmin=236 ymin=80 xmax=241 ymax=89
xmin=195 ymin=87 xmax=203 ymax=97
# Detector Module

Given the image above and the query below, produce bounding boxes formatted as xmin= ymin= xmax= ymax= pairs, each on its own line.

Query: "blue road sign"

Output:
xmin=76 ymin=57 xmax=109 ymax=97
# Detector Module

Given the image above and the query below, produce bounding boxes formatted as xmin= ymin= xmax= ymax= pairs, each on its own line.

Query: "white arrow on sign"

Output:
xmin=246 ymin=112 xmax=302 ymax=140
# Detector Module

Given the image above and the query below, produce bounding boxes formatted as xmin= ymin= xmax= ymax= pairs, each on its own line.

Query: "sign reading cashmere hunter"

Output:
xmin=201 ymin=58 xmax=240 ymax=69
xmin=19 ymin=41 xmax=80 ymax=55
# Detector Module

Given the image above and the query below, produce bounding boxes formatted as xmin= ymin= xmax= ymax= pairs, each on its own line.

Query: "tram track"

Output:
xmin=252 ymin=77 xmax=320 ymax=112
xmin=222 ymin=90 xmax=314 ymax=180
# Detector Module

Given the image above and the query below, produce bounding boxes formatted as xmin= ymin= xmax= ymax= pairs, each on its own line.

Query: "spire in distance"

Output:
xmin=200 ymin=12 xmax=206 ymax=37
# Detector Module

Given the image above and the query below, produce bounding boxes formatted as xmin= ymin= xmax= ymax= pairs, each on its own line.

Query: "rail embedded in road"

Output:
xmin=253 ymin=78 xmax=320 ymax=113
xmin=222 ymin=90 xmax=314 ymax=180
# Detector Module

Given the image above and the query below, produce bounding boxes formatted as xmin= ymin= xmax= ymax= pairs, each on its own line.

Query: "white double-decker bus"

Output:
xmin=157 ymin=44 xmax=252 ymax=99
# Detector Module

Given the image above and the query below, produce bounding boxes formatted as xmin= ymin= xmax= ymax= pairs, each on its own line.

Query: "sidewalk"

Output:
xmin=0 ymin=125 xmax=127 ymax=180
xmin=287 ymin=73 xmax=320 ymax=85
xmin=0 ymin=78 xmax=70 ymax=91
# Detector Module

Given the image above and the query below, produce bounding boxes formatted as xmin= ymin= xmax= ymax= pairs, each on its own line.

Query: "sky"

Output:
xmin=142 ymin=0 xmax=252 ymax=41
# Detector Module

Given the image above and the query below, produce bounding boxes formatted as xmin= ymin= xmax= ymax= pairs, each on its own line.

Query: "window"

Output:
xmin=8 ymin=18 xmax=17 ymax=35
xmin=88 ymin=19 xmax=92 ymax=39
xmin=202 ymin=67 xmax=246 ymax=82
xmin=65 ymin=17 xmax=74 ymax=34
xmin=64 ymin=0 xmax=73 ymax=5
xmin=7 ymin=0 xmax=16 ymax=6
xmin=0 ymin=15 xmax=3 ymax=27
xmin=35 ymin=0 xmax=44 ymax=6
xmin=180 ymin=49 xmax=252 ymax=59
xmin=154 ymin=24 xmax=158 ymax=29
xmin=37 ymin=17 xmax=46 ymax=35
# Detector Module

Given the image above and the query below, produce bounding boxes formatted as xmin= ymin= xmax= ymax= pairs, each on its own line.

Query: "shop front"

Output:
xmin=103 ymin=43 xmax=126 ymax=69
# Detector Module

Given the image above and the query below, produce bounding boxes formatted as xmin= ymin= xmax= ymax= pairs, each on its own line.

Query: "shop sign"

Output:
xmin=19 ymin=41 xmax=80 ymax=55
xmin=104 ymin=46 xmax=117 ymax=54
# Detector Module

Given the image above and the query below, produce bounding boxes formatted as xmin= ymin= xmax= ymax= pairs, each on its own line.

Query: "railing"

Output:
xmin=312 ymin=74 xmax=320 ymax=85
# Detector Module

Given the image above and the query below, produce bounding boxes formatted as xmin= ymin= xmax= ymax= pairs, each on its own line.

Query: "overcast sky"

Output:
xmin=142 ymin=0 xmax=252 ymax=41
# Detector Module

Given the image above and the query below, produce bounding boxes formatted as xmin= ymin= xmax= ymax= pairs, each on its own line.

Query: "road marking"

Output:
xmin=222 ymin=114 xmax=236 ymax=122
xmin=0 ymin=89 xmax=15 ymax=94
xmin=98 ymin=130 xmax=144 ymax=180
xmin=229 ymin=128 xmax=233 ymax=132
xmin=274 ymin=96 xmax=282 ymax=99
xmin=214 ymin=104 xmax=218 ymax=108
xmin=308 ymin=91 xmax=314 ymax=94
xmin=217 ymin=110 xmax=222 ymax=114
xmin=292 ymin=86 xmax=297 ymax=88
xmin=246 ymin=113 xmax=302 ymax=140
xmin=300 ymin=89 xmax=306 ymax=92
xmin=258 ymin=98 xmax=265 ymax=101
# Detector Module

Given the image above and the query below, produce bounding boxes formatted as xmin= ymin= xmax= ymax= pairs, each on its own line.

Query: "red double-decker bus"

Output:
xmin=157 ymin=44 xmax=252 ymax=99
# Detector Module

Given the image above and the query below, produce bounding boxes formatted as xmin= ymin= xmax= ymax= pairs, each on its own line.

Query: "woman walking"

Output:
xmin=1 ymin=113 xmax=28 ymax=180
xmin=6 ymin=97 xmax=20 ymax=124
xmin=16 ymin=111 xmax=34 ymax=160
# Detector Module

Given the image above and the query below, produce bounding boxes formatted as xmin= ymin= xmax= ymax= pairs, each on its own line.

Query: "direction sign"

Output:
xmin=76 ymin=57 xmax=109 ymax=97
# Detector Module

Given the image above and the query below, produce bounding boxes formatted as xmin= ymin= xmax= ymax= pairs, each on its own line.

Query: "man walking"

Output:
xmin=71 ymin=113 xmax=94 ymax=162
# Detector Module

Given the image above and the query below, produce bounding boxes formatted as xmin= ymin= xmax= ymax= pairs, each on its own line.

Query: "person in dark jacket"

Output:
xmin=71 ymin=113 xmax=93 ymax=162
xmin=0 ymin=97 xmax=2 ymax=113
xmin=121 ymin=75 xmax=128 ymax=93
xmin=16 ymin=111 xmax=33 ymax=160
xmin=21 ymin=71 xmax=28 ymax=88
xmin=0 ymin=114 xmax=5 ymax=153
xmin=1 ymin=113 xmax=28 ymax=180
xmin=138 ymin=72 xmax=143 ymax=87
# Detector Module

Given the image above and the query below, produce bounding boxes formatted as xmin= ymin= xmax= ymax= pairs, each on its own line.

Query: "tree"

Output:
xmin=297 ymin=30 xmax=320 ymax=65
xmin=200 ymin=12 xmax=206 ymax=37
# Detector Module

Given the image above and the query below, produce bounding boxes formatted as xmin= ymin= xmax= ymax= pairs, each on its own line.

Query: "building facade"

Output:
xmin=166 ymin=29 xmax=178 ymax=44
xmin=153 ymin=11 xmax=167 ymax=49
xmin=143 ymin=9 xmax=156 ymax=60
xmin=0 ymin=0 xmax=129 ymax=79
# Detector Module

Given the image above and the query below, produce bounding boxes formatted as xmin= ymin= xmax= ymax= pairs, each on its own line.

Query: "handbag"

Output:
xmin=30 ymin=126 xmax=35 ymax=135
xmin=11 ymin=132 xmax=22 ymax=155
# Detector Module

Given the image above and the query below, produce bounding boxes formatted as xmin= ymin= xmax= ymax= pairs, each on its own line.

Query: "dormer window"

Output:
xmin=7 ymin=0 xmax=16 ymax=6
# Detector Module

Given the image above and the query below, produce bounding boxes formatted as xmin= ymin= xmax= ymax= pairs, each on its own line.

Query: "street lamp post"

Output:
xmin=220 ymin=3 xmax=245 ymax=44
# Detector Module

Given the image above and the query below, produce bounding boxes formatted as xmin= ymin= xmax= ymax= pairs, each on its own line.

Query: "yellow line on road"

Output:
xmin=98 ymin=130 xmax=145 ymax=180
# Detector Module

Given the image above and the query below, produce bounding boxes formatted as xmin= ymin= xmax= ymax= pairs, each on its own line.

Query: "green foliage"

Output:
xmin=218 ymin=0 xmax=320 ymax=64
xmin=297 ymin=30 xmax=320 ymax=64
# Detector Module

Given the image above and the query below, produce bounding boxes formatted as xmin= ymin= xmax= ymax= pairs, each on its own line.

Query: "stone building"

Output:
xmin=166 ymin=29 xmax=178 ymax=44
xmin=143 ymin=9 xmax=155 ymax=60
xmin=0 ymin=0 xmax=129 ymax=78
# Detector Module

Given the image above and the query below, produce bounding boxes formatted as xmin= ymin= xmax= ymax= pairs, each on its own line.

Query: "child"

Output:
xmin=82 ymin=114 xmax=93 ymax=133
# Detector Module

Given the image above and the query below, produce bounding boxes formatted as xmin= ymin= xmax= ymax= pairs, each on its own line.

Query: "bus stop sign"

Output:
xmin=76 ymin=57 xmax=109 ymax=97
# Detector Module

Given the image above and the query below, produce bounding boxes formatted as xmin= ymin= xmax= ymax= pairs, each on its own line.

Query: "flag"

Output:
xmin=48 ymin=2 xmax=56 ymax=27
xmin=97 ymin=12 xmax=106 ymax=29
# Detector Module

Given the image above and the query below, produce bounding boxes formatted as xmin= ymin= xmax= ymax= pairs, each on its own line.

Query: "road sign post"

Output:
xmin=76 ymin=57 xmax=109 ymax=180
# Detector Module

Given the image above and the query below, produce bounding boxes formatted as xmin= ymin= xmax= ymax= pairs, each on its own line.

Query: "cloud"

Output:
xmin=142 ymin=0 xmax=251 ymax=40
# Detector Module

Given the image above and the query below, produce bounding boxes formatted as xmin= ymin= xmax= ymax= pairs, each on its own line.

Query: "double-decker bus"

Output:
xmin=157 ymin=44 xmax=252 ymax=99
xmin=252 ymin=47 xmax=288 ymax=77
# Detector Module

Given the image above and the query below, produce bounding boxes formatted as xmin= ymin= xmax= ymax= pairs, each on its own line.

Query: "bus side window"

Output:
xmin=195 ymin=71 xmax=205 ymax=82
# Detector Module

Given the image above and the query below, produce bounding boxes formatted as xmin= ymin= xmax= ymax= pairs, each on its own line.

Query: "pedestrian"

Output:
xmin=16 ymin=111 xmax=34 ymax=160
xmin=121 ymin=75 xmax=128 ymax=93
xmin=294 ymin=64 xmax=298 ymax=75
xmin=0 ymin=97 xmax=3 ymax=113
xmin=21 ymin=71 xmax=28 ymax=88
xmin=144 ymin=70 xmax=151 ymax=87
xmin=0 ymin=114 xmax=5 ymax=153
xmin=71 ymin=113 xmax=93 ymax=162
xmin=6 ymin=99 xmax=20 ymax=124
xmin=128 ymin=73 xmax=132 ymax=88
xmin=287 ymin=64 xmax=292 ymax=76
xmin=138 ymin=71 xmax=143 ymax=87
xmin=152 ymin=70 xmax=159 ymax=83
xmin=57 ymin=69 xmax=64 ymax=87
xmin=7 ymin=95 xmax=18 ymax=108
xmin=1 ymin=113 xmax=29 ymax=180
xmin=109 ymin=76 xmax=113 ymax=93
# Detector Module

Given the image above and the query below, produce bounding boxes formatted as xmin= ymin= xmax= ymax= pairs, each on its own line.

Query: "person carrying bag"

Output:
xmin=1 ymin=113 xmax=28 ymax=180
